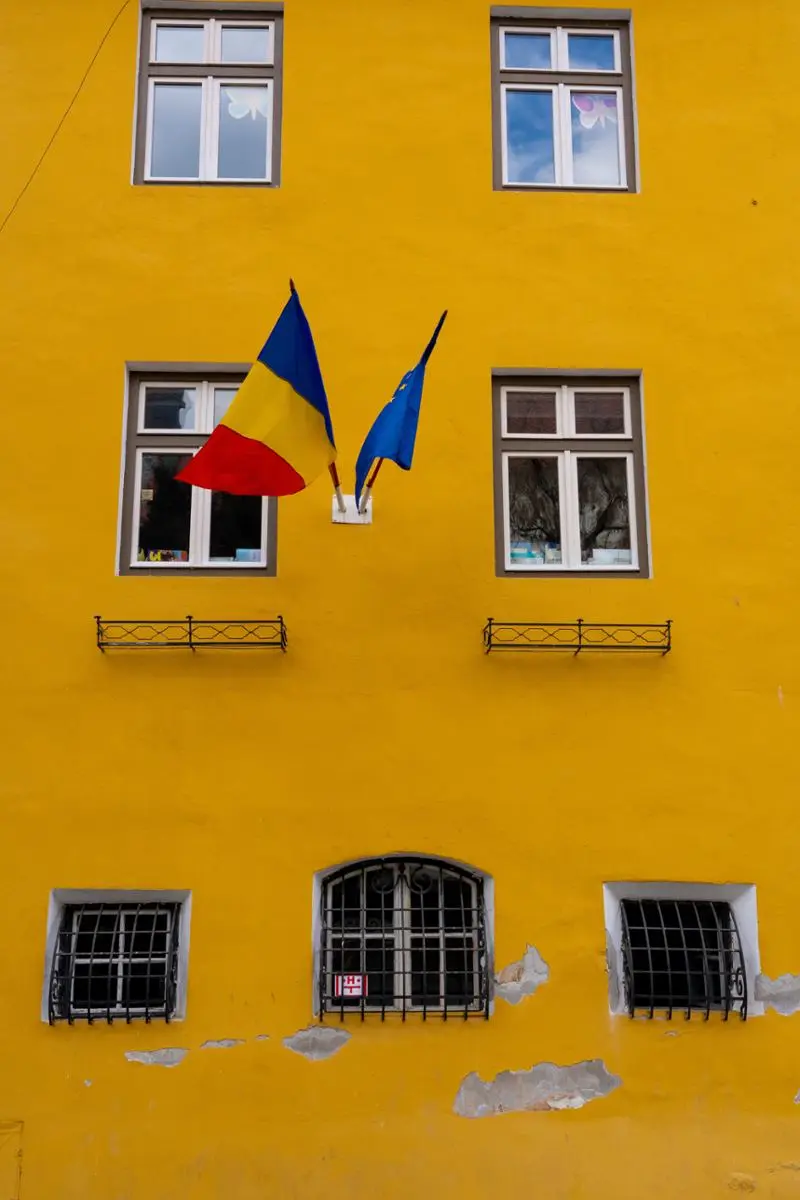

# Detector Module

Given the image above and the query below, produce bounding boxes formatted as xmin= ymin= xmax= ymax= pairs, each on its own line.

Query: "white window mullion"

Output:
xmin=559 ymin=385 xmax=573 ymax=436
xmin=203 ymin=77 xmax=217 ymax=180
xmin=562 ymin=451 xmax=580 ymax=568
xmin=395 ymin=876 xmax=411 ymax=1012
xmin=208 ymin=18 xmax=219 ymax=63
xmin=555 ymin=26 xmax=569 ymax=69
xmin=615 ymin=87 xmax=628 ymax=188
xmin=117 ymin=916 xmax=125 ymax=1008
xmin=191 ymin=484 xmax=209 ymax=565
xmin=558 ymin=85 xmax=573 ymax=186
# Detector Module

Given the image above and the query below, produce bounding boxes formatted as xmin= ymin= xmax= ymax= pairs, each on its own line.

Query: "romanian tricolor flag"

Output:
xmin=177 ymin=283 xmax=336 ymax=496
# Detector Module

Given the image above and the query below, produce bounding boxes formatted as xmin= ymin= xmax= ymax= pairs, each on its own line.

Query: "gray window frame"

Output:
xmin=119 ymin=364 xmax=278 ymax=576
xmin=492 ymin=370 xmax=649 ymax=578
xmin=134 ymin=2 xmax=284 ymax=187
xmin=490 ymin=7 xmax=637 ymax=193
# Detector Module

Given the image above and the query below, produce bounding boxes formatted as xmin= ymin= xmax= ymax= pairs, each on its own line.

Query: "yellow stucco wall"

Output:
xmin=2 ymin=0 xmax=800 ymax=1195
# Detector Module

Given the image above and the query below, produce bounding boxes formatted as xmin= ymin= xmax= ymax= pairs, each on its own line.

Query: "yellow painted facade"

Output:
xmin=2 ymin=0 xmax=800 ymax=1195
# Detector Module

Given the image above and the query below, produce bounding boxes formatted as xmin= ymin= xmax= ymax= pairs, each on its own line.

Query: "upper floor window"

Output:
xmin=317 ymin=857 xmax=491 ymax=1019
xmin=492 ymin=10 xmax=635 ymax=190
xmin=135 ymin=6 xmax=282 ymax=185
xmin=118 ymin=370 xmax=276 ymax=575
xmin=493 ymin=374 xmax=650 ymax=576
xmin=45 ymin=891 xmax=191 ymax=1024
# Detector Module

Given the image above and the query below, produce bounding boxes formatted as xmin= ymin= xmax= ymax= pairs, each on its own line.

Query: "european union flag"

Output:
xmin=355 ymin=312 xmax=448 ymax=508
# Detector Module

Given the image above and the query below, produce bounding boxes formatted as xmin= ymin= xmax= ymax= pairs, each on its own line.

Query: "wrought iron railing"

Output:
xmin=95 ymin=615 xmax=287 ymax=651
xmin=483 ymin=618 xmax=671 ymax=654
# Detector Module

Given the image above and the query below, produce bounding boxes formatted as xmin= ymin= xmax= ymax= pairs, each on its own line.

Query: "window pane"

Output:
xmin=507 ymin=457 xmax=562 ymax=564
xmin=567 ymin=33 xmax=616 ymax=71
xmin=74 ymin=910 xmax=119 ymax=957
xmin=505 ymin=390 xmax=558 ymax=434
xmin=72 ymin=962 xmax=116 ymax=1010
xmin=574 ymin=391 xmax=626 ymax=434
xmin=150 ymin=83 xmax=203 ymax=179
xmin=208 ymin=493 xmax=263 ymax=562
xmin=217 ymin=85 xmax=270 ymax=179
xmin=124 ymin=962 xmax=167 ymax=1010
xmin=127 ymin=909 xmax=170 ymax=956
xmin=137 ymin=453 xmax=192 ymax=563
xmin=220 ymin=25 xmax=271 ymax=63
xmin=577 ymin=457 xmax=632 ymax=564
xmin=570 ymin=92 xmax=621 ymax=185
xmin=213 ymin=387 xmax=238 ymax=426
xmin=142 ymin=387 xmax=197 ymax=430
xmin=411 ymin=941 xmax=442 ymax=1005
xmin=504 ymin=90 xmax=555 ymax=184
xmin=153 ymin=24 xmax=204 ymax=62
xmin=503 ymin=31 xmax=552 ymax=69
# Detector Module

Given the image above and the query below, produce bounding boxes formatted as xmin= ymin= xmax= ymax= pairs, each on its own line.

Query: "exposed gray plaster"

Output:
xmin=124 ymin=1048 xmax=187 ymax=1068
xmin=255 ymin=1034 xmax=270 ymax=1041
xmin=454 ymin=1060 xmax=621 ymax=1118
xmin=794 ymin=1090 xmax=800 ymax=1105
xmin=283 ymin=1025 xmax=351 ymax=1061
xmin=494 ymin=944 xmax=549 ymax=1005
xmin=605 ymin=929 xmax=620 ymax=1012
xmin=755 ymin=973 xmax=800 ymax=1015
xmin=201 ymin=1039 xmax=244 ymax=1050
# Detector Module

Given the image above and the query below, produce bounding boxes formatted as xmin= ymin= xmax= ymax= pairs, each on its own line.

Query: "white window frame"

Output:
xmin=603 ymin=882 xmax=762 ymax=1019
xmin=150 ymin=18 xmax=275 ymax=66
xmin=131 ymin=448 xmax=269 ymax=569
xmin=41 ymin=889 xmax=192 ymax=1024
xmin=499 ymin=25 xmax=620 ymax=73
xmin=501 ymin=81 xmax=626 ymax=188
xmin=145 ymin=76 xmax=274 ymax=182
xmin=131 ymin=380 xmax=268 ymax=570
xmin=502 ymin=449 xmax=638 ymax=572
xmin=500 ymin=385 xmax=632 ymax=439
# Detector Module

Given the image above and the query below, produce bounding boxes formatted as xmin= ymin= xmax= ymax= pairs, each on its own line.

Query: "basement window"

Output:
xmin=317 ymin=857 xmax=491 ymax=1019
xmin=44 ymin=891 xmax=191 ymax=1024
xmin=604 ymin=883 xmax=761 ymax=1021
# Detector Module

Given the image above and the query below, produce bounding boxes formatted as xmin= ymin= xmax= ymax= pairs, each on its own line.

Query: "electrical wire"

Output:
xmin=0 ymin=0 xmax=132 ymax=240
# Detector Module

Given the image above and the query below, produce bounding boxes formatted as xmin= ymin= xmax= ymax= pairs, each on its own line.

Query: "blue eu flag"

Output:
xmin=355 ymin=312 xmax=448 ymax=507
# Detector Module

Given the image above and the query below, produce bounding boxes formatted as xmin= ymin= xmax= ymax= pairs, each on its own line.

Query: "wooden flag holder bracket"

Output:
xmin=331 ymin=495 xmax=373 ymax=525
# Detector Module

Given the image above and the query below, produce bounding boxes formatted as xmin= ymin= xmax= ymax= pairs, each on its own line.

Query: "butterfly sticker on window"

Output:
xmin=224 ymin=87 xmax=270 ymax=120
xmin=572 ymin=93 xmax=618 ymax=130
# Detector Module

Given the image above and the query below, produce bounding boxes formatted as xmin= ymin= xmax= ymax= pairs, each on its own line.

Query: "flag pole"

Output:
xmin=329 ymin=463 xmax=347 ymax=513
xmin=358 ymin=458 xmax=383 ymax=514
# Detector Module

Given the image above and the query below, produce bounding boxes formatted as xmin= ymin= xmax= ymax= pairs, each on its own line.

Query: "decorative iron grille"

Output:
xmin=620 ymin=898 xmax=747 ymax=1021
xmin=94 ymin=615 xmax=286 ymax=650
xmin=319 ymin=857 xmax=490 ymax=1020
xmin=483 ymin=618 xmax=671 ymax=653
xmin=49 ymin=902 xmax=181 ymax=1024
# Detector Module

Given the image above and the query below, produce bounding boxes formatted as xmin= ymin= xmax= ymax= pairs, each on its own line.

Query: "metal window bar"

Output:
xmin=320 ymin=857 xmax=489 ymax=1021
xmin=49 ymin=903 xmax=180 ymax=1024
xmin=95 ymin=615 xmax=287 ymax=651
xmin=619 ymin=898 xmax=747 ymax=1022
xmin=483 ymin=618 xmax=672 ymax=654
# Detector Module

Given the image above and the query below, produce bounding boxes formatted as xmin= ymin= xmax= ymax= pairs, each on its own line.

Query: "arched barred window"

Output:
xmin=317 ymin=856 xmax=491 ymax=1019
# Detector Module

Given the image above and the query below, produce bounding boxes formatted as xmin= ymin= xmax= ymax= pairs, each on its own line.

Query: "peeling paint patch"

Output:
xmin=494 ymin=944 xmax=549 ymax=1005
xmin=454 ymin=1059 xmax=620 ymax=1118
xmin=124 ymin=1048 xmax=187 ymax=1068
xmin=283 ymin=1025 xmax=350 ymax=1061
xmin=83 ymin=1079 xmax=92 ymax=1087
xmin=794 ymin=1091 xmax=800 ymax=1106
xmin=728 ymin=1173 xmax=756 ymax=1192
xmin=755 ymin=972 xmax=800 ymax=1014
xmin=200 ymin=1039 xmax=244 ymax=1050
xmin=255 ymin=1034 xmax=270 ymax=1042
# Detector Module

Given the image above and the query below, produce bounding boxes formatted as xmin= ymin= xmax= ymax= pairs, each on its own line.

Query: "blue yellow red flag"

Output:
xmin=177 ymin=283 xmax=336 ymax=496
xmin=354 ymin=312 xmax=447 ymax=507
